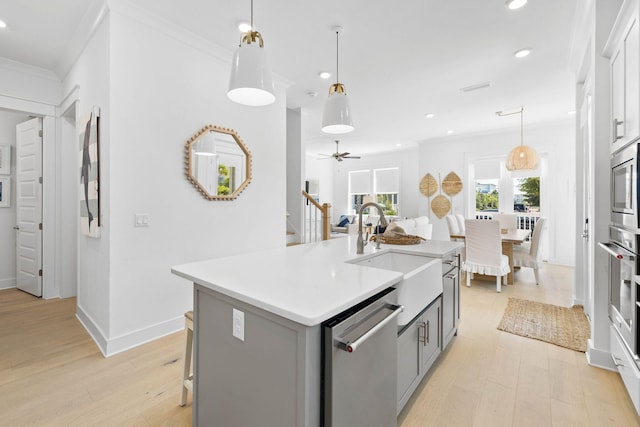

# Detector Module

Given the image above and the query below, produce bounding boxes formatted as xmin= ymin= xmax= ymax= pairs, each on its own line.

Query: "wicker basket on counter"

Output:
xmin=370 ymin=234 xmax=425 ymax=245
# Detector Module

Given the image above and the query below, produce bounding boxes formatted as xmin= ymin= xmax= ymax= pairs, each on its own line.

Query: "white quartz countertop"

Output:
xmin=171 ymin=236 xmax=463 ymax=326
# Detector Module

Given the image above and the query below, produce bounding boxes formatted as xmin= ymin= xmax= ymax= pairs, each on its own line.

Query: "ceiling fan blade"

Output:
xmin=318 ymin=153 xmax=333 ymax=157
xmin=339 ymin=152 xmax=350 ymax=157
xmin=343 ymin=156 xmax=361 ymax=159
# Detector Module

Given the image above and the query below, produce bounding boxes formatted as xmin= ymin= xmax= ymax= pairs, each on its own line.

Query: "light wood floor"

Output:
xmin=1 ymin=264 xmax=639 ymax=426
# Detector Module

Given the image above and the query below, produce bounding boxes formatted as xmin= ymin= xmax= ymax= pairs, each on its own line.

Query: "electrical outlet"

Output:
xmin=233 ymin=308 xmax=244 ymax=341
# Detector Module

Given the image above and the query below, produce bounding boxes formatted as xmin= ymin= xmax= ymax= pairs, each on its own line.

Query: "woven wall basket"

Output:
xmin=419 ymin=173 xmax=438 ymax=197
xmin=431 ymin=195 xmax=451 ymax=219
xmin=442 ymin=171 xmax=463 ymax=196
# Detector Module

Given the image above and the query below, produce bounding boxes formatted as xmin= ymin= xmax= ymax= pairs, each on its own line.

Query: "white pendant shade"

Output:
xmin=228 ymin=40 xmax=275 ymax=106
xmin=322 ymin=90 xmax=354 ymax=134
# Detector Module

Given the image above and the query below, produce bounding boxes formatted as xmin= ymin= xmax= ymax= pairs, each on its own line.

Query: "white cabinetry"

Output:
xmin=610 ymin=325 xmax=640 ymax=414
xmin=442 ymin=251 xmax=460 ymax=348
xmin=396 ymin=297 xmax=441 ymax=414
xmin=606 ymin=0 xmax=640 ymax=153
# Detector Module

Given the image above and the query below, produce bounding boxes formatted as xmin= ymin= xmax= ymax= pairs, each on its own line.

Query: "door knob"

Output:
xmin=13 ymin=226 xmax=19 ymax=230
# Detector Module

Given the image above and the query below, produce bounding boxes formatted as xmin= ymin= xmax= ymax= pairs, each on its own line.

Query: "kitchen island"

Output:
xmin=172 ymin=236 xmax=462 ymax=426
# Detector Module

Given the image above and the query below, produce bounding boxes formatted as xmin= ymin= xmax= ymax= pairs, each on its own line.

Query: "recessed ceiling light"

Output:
xmin=396 ymin=143 xmax=402 ymax=147
xmin=568 ymin=110 xmax=576 ymax=115
xmin=514 ymin=48 xmax=532 ymax=58
xmin=505 ymin=0 xmax=527 ymax=10
xmin=318 ymin=71 xmax=331 ymax=79
xmin=0 ymin=20 xmax=7 ymax=29
xmin=237 ymin=21 xmax=252 ymax=32
xmin=447 ymin=130 xmax=454 ymax=134
xmin=425 ymin=113 xmax=435 ymax=119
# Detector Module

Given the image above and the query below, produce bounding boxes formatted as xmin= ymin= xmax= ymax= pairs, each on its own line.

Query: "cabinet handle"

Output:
xmin=418 ymin=321 xmax=427 ymax=345
xmin=613 ymin=118 xmax=624 ymax=141
xmin=445 ymin=273 xmax=457 ymax=280
xmin=426 ymin=320 xmax=430 ymax=344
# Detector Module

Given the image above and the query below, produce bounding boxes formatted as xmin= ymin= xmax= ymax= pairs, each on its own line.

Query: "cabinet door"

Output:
xmin=625 ymin=17 xmax=639 ymax=144
xmin=397 ymin=318 xmax=421 ymax=413
xmin=611 ymin=13 xmax=640 ymax=152
xmin=442 ymin=268 xmax=457 ymax=348
xmin=420 ymin=300 xmax=441 ymax=373
xmin=612 ymin=46 xmax=625 ymax=146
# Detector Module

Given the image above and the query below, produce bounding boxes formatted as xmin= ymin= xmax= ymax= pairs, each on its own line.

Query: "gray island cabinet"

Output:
xmin=171 ymin=237 xmax=463 ymax=427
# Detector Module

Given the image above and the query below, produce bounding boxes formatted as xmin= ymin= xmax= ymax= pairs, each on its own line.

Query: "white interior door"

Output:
xmin=15 ymin=118 xmax=42 ymax=297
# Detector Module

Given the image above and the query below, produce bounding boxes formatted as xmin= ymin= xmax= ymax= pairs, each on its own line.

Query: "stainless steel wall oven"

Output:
xmin=599 ymin=226 xmax=640 ymax=360
xmin=611 ymin=142 xmax=639 ymax=230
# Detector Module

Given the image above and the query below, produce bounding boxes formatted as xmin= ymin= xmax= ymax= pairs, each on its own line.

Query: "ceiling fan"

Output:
xmin=318 ymin=140 xmax=360 ymax=162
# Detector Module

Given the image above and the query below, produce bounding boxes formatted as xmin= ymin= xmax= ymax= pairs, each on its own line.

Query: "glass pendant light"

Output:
xmin=228 ymin=0 xmax=275 ymax=106
xmin=322 ymin=26 xmax=354 ymax=134
xmin=498 ymin=107 xmax=539 ymax=171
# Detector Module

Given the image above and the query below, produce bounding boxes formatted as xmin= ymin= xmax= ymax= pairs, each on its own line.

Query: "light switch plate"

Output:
xmin=233 ymin=308 xmax=244 ymax=341
xmin=135 ymin=213 xmax=150 ymax=227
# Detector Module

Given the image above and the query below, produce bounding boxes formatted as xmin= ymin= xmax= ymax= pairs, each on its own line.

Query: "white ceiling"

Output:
xmin=0 ymin=0 xmax=579 ymax=157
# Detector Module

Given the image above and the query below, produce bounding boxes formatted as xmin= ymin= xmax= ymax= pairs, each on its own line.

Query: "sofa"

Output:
xmin=331 ymin=215 xmax=359 ymax=234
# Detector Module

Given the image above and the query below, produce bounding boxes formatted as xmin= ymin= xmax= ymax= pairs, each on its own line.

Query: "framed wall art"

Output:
xmin=0 ymin=145 xmax=10 ymax=175
xmin=79 ymin=106 xmax=101 ymax=238
xmin=0 ymin=176 xmax=10 ymax=207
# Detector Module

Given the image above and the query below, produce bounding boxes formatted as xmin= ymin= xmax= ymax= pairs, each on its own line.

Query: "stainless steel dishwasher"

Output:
xmin=322 ymin=287 xmax=403 ymax=427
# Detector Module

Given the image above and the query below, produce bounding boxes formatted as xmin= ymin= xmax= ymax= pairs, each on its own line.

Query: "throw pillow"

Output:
xmin=337 ymin=217 xmax=350 ymax=227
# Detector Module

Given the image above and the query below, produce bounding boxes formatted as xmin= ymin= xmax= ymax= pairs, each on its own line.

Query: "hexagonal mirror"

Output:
xmin=184 ymin=125 xmax=252 ymax=200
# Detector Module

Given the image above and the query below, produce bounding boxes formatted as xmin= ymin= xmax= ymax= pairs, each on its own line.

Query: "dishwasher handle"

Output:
xmin=337 ymin=303 xmax=404 ymax=353
xmin=598 ymin=242 xmax=636 ymax=261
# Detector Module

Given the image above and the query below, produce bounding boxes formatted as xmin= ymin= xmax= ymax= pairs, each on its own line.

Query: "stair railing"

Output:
xmin=302 ymin=190 xmax=331 ymax=243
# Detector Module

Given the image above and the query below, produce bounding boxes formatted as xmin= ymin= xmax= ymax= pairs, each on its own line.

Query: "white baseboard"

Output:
xmin=76 ymin=304 xmax=109 ymax=356
xmin=104 ymin=315 xmax=184 ymax=357
xmin=0 ymin=277 xmax=16 ymax=290
xmin=586 ymin=338 xmax=616 ymax=371
xmin=76 ymin=303 xmax=184 ymax=357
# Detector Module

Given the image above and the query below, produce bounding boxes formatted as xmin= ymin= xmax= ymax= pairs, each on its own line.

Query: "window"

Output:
xmin=374 ymin=168 xmax=399 ymax=216
xmin=348 ymin=170 xmax=371 ymax=214
xmin=513 ymin=176 xmax=540 ymax=212
xmin=475 ymin=179 xmax=499 ymax=212
xmin=348 ymin=167 xmax=400 ymax=215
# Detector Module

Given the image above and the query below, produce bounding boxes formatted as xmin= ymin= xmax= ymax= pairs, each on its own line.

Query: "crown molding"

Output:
xmin=56 ymin=0 xmax=110 ymax=80
xmin=0 ymin=57 xmax=59 ymax=81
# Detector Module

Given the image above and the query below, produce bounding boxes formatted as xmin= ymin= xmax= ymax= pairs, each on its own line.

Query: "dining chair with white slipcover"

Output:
xmin=462 ymin=219 xmax=510 ymax=292
xmin=513 ymin=217 xmax=546 ymax=285
xmin=446 ymin=215 xmax=460 ymax=239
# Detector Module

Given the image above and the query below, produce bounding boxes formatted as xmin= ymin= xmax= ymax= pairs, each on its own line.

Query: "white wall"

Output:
xmin=330 ymin=148 xmax=420 ymax=222
xmin=418 ymin=120 xmax=576 ymax=266
xmin=305 ymin=153 xmax=334 ymax=208
xmin=0 ymin=110 xmax=30 ymax=290
xmin=0 ymin=58 xmax=61 ymax=106
xmin=287 ymin=109 xmax=303 ymax=237
xmin=61 ymin=13 xmax=112 ymax=349
xmin=99 ymin=7 xmax=286 ymax=354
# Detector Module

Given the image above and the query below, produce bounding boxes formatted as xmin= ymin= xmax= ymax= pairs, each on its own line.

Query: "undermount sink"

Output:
xmin=347 ymin=251 xmax=443 ymax=326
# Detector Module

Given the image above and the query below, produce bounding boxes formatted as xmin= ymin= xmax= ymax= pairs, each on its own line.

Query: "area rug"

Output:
xmin=497 ymin=297 xmax=590 ymax=352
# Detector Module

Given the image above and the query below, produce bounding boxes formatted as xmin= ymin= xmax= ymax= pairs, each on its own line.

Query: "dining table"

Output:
xmin=449 ymin=228 xmax=531 ymax=285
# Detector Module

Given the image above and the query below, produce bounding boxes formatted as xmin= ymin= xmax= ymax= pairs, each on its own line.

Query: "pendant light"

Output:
xmin=321 ymin=26 xmax=354 ymax=134
xmin=228 ymin=0 xmax=275 ymax=106
xmin=498 ymin=107 xmax=539 ymax=171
